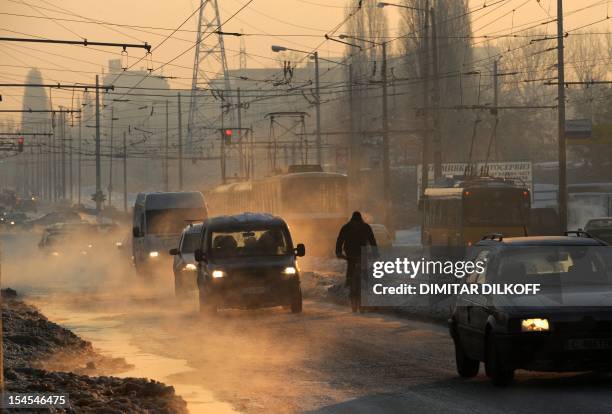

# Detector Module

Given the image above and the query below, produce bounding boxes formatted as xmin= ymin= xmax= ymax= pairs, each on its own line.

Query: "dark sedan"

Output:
xmin=450 ymin=235 xmax=612 ymax=386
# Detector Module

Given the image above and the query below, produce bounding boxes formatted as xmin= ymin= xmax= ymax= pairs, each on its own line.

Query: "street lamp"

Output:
xmin=271 ymin=45 xmax=322 ymax=166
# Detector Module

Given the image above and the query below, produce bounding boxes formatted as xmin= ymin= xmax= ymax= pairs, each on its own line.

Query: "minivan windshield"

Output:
xmin=210 ymin=227 xmax=290 ymax=257
xmin=146 ymin=208 xmax=206 ymax=235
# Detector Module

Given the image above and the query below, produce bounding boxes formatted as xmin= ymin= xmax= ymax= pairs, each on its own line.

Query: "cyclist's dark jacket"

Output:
xmin=335 ymin=213 xmax=377 ymax=259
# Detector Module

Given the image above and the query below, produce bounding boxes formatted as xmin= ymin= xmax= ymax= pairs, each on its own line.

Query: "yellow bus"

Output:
xmin=422 ymin=177 xmax=530 ymax=246
xmin=206 ymin=170 xmax=348 ymax=255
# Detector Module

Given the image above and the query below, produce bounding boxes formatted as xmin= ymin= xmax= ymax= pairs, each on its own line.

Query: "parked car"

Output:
xmin=26 ymin=210 xmax=82 ymax=229
xmin=0 ymin=212 xmax=28 ymax=230
xmin=584 ymin=217 xmax=612 ymax=244
xmin=195 ymin=213 xmax=305 ymax=315
xmin=169 ymin=223 xmax=203 ymax=296
xmin=450 ymin=233 xmax=612 ymax=386
xmin=38 ymin=222 xmax=119 ymax=257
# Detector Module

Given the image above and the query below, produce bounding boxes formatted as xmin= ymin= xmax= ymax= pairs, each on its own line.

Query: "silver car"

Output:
xmin=169 ymin=223 xmax=203 ymax=297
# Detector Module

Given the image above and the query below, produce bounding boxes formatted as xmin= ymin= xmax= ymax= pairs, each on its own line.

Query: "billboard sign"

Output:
xmin=416 ymin=161 xmax=533 ymax=198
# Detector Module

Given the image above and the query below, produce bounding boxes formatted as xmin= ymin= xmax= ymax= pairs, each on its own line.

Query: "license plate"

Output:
xmin=242 ymin=286 xmax=267 ymax=295
xmin=565 ymin=338 xmax=612 ymax=350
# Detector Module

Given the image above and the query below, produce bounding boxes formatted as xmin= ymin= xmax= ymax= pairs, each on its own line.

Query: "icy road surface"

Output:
xmin=3 ymin=232 xmax=612 ymax=414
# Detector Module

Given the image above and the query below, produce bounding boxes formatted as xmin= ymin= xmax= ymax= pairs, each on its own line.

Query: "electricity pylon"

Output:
xmin=187 ymin=0 xmax=233 ymax=158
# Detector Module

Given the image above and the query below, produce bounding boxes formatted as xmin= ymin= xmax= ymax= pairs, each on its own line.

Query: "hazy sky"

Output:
xmin=1 ymin=0 xmax=610 ymax=124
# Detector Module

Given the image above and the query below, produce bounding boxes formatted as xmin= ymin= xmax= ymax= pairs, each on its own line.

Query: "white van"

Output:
xmin=132 ymin=192 xmax=207 ymax=274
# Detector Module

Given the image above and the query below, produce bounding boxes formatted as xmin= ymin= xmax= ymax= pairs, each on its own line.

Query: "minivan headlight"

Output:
xmin=282 ymin=266 xmax=297 ymax=275
xmin=212 ymin=270 xmax=225 ymax=278
xmin=521 ymin=318 xmax=550 ymax=332
xmin=149 ymin=251 xmax=159 ymax=258
xmin=184 ymin=263 xmax=197 ymax=271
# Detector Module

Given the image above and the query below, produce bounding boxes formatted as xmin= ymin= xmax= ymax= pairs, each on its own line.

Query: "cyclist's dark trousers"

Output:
xmin=346 ymin=259 xmax=361 ymax=311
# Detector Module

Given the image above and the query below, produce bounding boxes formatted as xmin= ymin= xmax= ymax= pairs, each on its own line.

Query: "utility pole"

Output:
xmin=431 ymin=6 xmax=442 ymax=181
xmin=178 ymin=92 xmax=183 ymax=190
xmin=420 ymin=0 xmax=430 ymax=201
xmin=348 ymin=63 xmax=358 ymax=190
xmin=557 ymin=0 xmax=567 ymax=232
xmin=123 ymin=131 xmax=127 ymax=212
xmin=95 ymin=74 xmax=102 ymax=212
xmin=68 ymin=127 xmax=73 ymax=203
xmin=78 ymin=113 xmax=82 ymax=205
xmin=220 ymin=95 xmax=226 ymax=184
xmin=60 ymin=110 xmax=66 ymax=200
xmin=491 ymin=59 xmax=499 ymax=160
xmin=109 ymin=107 xmax=114 ymax=208
xmin=52 ymin=119 xmax=58 ymax=202
xmin=237 ymin=87 xmax=244 ymax=178
xmin=164 ymin=100 xmax=169 ymax=191
xmin=314 ymin=51 xmax=322 ymax=166
xmin=381 ymin=42 xmax=391 ymax=230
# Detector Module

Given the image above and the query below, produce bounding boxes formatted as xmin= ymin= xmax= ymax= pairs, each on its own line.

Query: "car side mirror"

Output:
xmin=194 ymin=248 xmax=206 ymax=262
xmin=132 ymin=227 xmax=141 ymax=238
xmin=168 ymin=248 xmax=179 ymax=256
xmin=295 ymin=243 xmax=306 ymax=257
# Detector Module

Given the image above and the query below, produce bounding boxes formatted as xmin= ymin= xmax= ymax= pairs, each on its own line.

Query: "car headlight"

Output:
xmin=52 ymin=251 xmax=60 ymax=257
xmin=10 ymin=221 xmax=15 ymax=225
xmin=115 ymin=241 xmax=123 ymax=248
xmin=212 ymin=270 xmax=225 ymax=278
xmin=149 ymin=251 xmax=159 ymax=258
xmin=521 ymin=318 xmax=550 ymax=332
xmin=282 ymin=266 xmax=297 ymax=275
xmin=184 ymin=263 xmax=197 ymax=271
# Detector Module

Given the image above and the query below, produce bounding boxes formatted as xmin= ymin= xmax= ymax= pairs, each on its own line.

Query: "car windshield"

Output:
xmin=496 ymin=246 xmax=612 ymax=286
xmin=210 ymin=227 xmax=290 ymax=258
xmin=146 ymin=208 xmax=206 ymax=235
xmin=181 ymin=232 xmax=201 ymax=253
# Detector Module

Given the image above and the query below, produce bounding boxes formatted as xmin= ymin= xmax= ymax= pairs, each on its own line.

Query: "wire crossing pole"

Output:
xmin=381 ymin=42 xmax=391 ymax=230
xmin=557 ymin=0 xmax=567 ymax=232
xmin=178 ymin=92 xmax=183 ymax=190
xmin=95 ymin=75 xmax=102 ymax=212
xmin=69 ymin=123 xmax=73 ymax=203
xmin=314 ymin=51 xmax=322 ymax=166
xmin=165 ymin=100 xmax=169 ymax=192
xmin=78 ymin=113 xmax=82 ymax=205
xmin=123 ymin=131 xmax=127 ymax=213
xmin=61 ymin=111 xmax=66 ymax=200
xmin=420 ymin=0 xmax=430 ymax=201
xmin=237 ymin=88 xmax=244 ymax=178
xmin=431 ymin=6 xmax=442 ymax=181
xmin=109 ymin=107 xmax=114 ymax=208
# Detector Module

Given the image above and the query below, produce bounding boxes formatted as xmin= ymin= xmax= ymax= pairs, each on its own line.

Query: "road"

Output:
xmin=3 ymin=232 xmax=612 ymax=414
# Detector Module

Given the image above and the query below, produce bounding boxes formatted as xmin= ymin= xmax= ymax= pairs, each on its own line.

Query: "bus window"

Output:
xmin=463 ymin=190 xmax=526 ymax=226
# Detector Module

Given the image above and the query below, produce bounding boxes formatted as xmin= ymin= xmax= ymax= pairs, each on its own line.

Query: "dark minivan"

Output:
xmin=194 ymin=213 xmax=305 ymax=314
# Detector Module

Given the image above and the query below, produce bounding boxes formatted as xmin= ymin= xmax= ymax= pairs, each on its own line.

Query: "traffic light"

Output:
xmin=17 ymin=137 xmax=24 ymax=153
xmin=223 ymin=128 xmax=233 ymax=145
